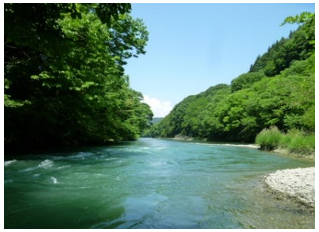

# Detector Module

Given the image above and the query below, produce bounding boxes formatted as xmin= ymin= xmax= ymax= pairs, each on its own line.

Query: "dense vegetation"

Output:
xmin=149 ymin=12 xmax=314 ymax=155
xmin=4 ymin=3 xmax=153 ymax=152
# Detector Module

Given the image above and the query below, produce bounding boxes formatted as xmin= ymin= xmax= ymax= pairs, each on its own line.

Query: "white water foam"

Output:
xmin=38 ymin=160 xmax=54 ymax=169
xmin=50 ymin=176 xmax=58 ymax=184
xmin=21 ymin=167 xmax=39 ymax=172
xmin=57 ymin=165 xmax=71 ymax=170
xmin=213 ymin=144 xmax=260 ymax=149
xmin=4 ymin=160 xmax=17 ymax=166
xmin=76 ymin=152 xmax=93 ymax=159
xmin=105 ymin=157 xmax=118 ymax=161
xmin=194 ymin=142 xmax=259 ymax=149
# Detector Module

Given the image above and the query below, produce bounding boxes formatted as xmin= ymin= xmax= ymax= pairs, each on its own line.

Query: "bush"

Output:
xmin=256 ymin=127 xmax=315 ymax=156
xmin=255 ymin=126 xmax=282 ymax=150
xmin=286 ymin=131 xmax=315 ymax=155
xmin=280 ymin=129 xmax=302 ymax=147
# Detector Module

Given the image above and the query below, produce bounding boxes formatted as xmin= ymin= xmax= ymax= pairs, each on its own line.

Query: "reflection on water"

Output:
xmin=4 ymin=138 xmax=314 ymax=229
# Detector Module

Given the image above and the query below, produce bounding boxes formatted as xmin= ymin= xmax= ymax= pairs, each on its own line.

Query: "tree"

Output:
xmin=4 ymin=3 xmax=152 ymax=151
xmin=231 ymin=72 xmax=265 ymax=92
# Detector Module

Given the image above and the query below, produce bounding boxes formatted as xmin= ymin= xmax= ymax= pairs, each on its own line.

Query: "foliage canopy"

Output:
xmin=4 ymin=3 xmax=153 ymax=151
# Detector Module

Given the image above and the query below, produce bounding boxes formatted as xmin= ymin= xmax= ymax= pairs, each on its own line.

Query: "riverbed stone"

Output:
xmin=264 ymin=167 xmax=315 ymax=208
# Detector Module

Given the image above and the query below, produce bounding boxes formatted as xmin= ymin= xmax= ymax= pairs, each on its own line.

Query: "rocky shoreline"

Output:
xmin=264 ymin=167 xmax=315 ymax=208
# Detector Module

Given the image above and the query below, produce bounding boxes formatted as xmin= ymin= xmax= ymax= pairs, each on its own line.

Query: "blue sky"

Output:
xmin=124 ymin=3 xmax=315 ymax=117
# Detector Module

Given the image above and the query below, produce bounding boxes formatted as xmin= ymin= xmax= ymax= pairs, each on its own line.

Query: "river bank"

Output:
xmin=164 ymin=136 xmax=260 ymax=149
xmin=264 ymin=167 xmax=315 ymax=208
xmin=273 ymin=148 xmax=315 ymax=161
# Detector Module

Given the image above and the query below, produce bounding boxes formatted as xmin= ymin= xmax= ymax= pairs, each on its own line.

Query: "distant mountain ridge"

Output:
xmin=152 ymin=117 xmax=164 ymax=125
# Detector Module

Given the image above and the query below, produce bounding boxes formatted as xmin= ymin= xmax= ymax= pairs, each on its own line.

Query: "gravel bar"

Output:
xmin=264 ymin=167 xmax=315 ymax=208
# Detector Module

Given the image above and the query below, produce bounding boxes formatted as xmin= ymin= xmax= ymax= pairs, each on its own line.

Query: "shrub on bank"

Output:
xmin=255 ymin=126 xmax=282 ymax=150
xmin=286 ymin=131 xmax=315 ymax=155
xmin=255 ymin=127 xmax=315 ymax=156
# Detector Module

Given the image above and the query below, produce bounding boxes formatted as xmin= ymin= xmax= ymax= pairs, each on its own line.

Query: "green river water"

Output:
xmin=4 ymin=138 xmax=315 ymax=229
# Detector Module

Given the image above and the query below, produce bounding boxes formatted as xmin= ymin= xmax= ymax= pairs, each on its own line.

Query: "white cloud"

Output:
xmin=142 ymin=95 xmax=173 ymax=118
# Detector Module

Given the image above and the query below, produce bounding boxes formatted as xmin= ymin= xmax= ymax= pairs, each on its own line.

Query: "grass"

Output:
xmin=255 ymin=126 xmax=315 ymax=156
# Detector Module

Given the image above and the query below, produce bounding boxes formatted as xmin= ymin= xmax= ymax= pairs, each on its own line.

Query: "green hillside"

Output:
xmin=150 ymin=12 xmax=315 ymax=154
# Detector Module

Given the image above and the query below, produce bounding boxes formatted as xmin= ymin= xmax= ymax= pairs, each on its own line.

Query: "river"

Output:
xmin=4 ymin=138 xmax=315 ymax=229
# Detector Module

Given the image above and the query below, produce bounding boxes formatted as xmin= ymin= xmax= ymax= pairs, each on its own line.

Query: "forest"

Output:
xmin=4 ymin=3 xmax=153 ymax=152
xmin=148 ymin=12 xmax=315 ymax=156
xmin=4 ymin=4 xmax=315 ymax=157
